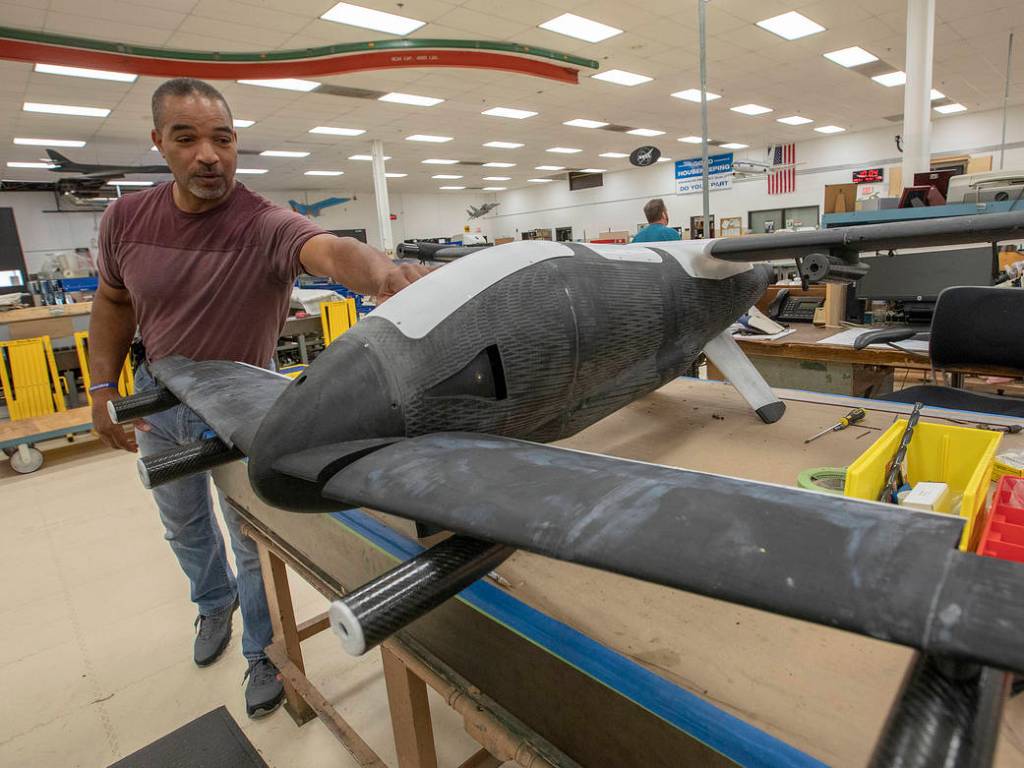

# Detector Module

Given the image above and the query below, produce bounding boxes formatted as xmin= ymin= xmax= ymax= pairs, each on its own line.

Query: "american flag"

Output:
xmin=767 ymin=143 xmax=796 ymax=195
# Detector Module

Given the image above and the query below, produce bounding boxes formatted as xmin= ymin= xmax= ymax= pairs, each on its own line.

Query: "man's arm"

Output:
xmin=299 ymin=234 xmax=429 ymax=301
xmin=88 ymin=278 xmax=145 ymax=451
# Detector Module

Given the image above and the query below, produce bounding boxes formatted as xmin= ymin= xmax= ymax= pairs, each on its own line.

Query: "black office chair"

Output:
xmin=863 ymin=286 xmax=1024 ymax=416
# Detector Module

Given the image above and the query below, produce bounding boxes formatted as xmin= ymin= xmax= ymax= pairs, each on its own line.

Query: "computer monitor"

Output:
xmin=914 ymin=170 xmax=957 ymax=199
xmin=0 ymin=268 xmax=24 ymax=292
xmin=856 ymin=247 xmax=996 ymax=303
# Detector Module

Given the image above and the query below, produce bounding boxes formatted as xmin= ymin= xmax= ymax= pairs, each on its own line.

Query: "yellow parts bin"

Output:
xmin=845 ymin=420 xmax=1002 ymax=551
xmin=320 ymin=298 xmax=358 ymax=346
xmin=0 ymin=336 xmax=67 ymax=420
xmin=74 ymin=331 xmax=133 ymax=404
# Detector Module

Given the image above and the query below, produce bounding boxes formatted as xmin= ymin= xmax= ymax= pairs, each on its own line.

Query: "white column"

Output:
xmin=370 ymin=139 xmax=394 ymax=255
xmin=901 ymin=0 xmax=936 ymax=184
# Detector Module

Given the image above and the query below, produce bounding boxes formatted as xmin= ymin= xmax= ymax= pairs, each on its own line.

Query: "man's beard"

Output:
xmin=187 ymin=175 xmax=227 ymax=200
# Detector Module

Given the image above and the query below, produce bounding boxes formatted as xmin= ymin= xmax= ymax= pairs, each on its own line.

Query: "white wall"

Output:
xmin=0 ymin=191 xmax=103 ymax=273
xmin=482 ymin=104 xmax=1024 ymax=241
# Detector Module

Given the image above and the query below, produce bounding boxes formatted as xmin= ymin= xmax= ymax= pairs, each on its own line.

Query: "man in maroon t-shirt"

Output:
xmin=89 ymin=78 xmax=427 ymax=717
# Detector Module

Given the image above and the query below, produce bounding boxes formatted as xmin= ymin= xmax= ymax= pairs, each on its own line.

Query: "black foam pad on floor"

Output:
xmin=108 ymin=706 xmax=268 ymax=768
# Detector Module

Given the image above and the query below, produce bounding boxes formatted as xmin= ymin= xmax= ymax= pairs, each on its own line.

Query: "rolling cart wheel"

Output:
xmin=10 ymin=446 xmax=44 ymax=474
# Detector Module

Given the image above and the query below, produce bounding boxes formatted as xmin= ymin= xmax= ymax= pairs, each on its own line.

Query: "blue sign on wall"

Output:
xmin=675 ymin=153 xmax=734 ymax=195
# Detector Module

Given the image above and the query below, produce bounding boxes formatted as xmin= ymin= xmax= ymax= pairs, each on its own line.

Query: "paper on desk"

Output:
xmin=817 ymin=328 xmax=930 ymax=352
xmin=730 ymin=327 xmax=797 ymax=342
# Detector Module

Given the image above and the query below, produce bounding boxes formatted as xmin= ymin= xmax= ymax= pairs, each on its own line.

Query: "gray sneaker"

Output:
xmin=244 ymin=657 xmax=284 ymax=718
xmin=193 ymin=597 xmax=238 ymax=667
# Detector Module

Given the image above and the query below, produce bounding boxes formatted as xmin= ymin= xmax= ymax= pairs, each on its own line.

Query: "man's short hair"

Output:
xmin=151 ymin=78 xmax=233 ymax=130
xmin=643 ymin=198 xmax=668 ymax=223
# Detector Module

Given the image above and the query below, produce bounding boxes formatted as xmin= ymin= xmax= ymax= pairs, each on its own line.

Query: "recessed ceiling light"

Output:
xmin=439 ymin=185 xmax=465 ymax=190
xmin=872 ymin=71 xmax=907 ymax=87
xmin=305 ymin=170 xmax=344 ymax=176
xmin=628 ymin=128 xmax=665 ymax=137
xmin=482 ymin=186 xmax=507 ymax=191
xmin=930 ymin=89 xmax=945 ymax=100
xmin=755 ymin=11 xmax=825 ymax=40
xmin=656 ymin=157 xmax=673 ymax=163
xmin=23 ymin=102 xmax=110 ymax=118
xmin=482 ymin=107 xmax=537 ymax=119
xmin=528 ymin=178 xmax=554 ymax=183
xmin=349 ymin=154 xmax=391 ymax=161
xmin=678 ymin=136 xmax=704 ymax=143
xmin=105 ymin=180 xmax=154 ymax=186
xmin=935 ymin=102 xmax=967 ymax=114
xmin=814 ymin=125 xmax=845 ymax=134
xmin=546 ymin=147 xmax=582 ymax=154
xmin=535 ymin=165 xmax=564 ymax=170
xmin=591 ymin=69 xmax=652 ymax=87
xmin=482 ymin=176 xmax=511 ymax=181
xmin=777 ymin=115 xmax=813 ymax=125
xmin=731 ymin=104 xmax=773 ymax=116
xmin=431 ymin=174 xmax=463 ymax=179
xmin=13 ymin=138 xmax=86 ymax=147
xmin=422 ymin=158 xmax=458 ymax=165
xmin=483 ymin=141 xmax=524 ymax=149
xmin=824 ymin=47 xmax=878 ymax=68
xmin=260 ymin=150 xmax=310 ymax=157
xmin=34 ymin=63 xmax=137 ymax=82
xmin=483 ymin=162 xmax=516 ymax=168
xmin=539 ymin=13 xmax=622 ymax=43
xmin=720 ymin=142 xmax=748 ymax=149
xmin=379 ymin=92 xmax=444 ymax=107
xmin=7 ymin=161 xmax=54 ymax=168
xmin=406 ymin=134 xmax=453 ymax=143
xmin=564 ymin=119 xmax=608 ymax=129
xmin=238 ymin=78 xmax=320 ymax=92
xmin=235 ymin=168 xmax=269 ymax=174
xmin=310 ymin=126 xmax=366 ymax=136
xmin=599 ymin=152 xmax=629 ymax=158
xmin=385 ymin=172 xmax=407 ymax=178
xmin=233 ymin=119 xmax=255 ymax=128
xmin=579 ymin=168 xmax=606 ymax=173
xmin=319 ymin=2 xmax=425 ymax=35
xmin=671 ymin=89 xmax=720 ymax=103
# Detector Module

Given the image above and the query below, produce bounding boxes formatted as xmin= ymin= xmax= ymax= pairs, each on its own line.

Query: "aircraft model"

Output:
xmin=466 ymin=201 xmax=500 ymax=219
xmin=110 ymin=211 xmax=1024 ymax=765
xmin=289 ymin=196 xmax=353 ymax=218
xmin=45 ymin=150 xmax=169 ymax=181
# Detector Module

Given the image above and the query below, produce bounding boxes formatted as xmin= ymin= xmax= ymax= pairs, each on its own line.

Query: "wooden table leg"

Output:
xmin=257 ymin=541 xmax=317 ymax=725
xmin=382 ymin=643 xmax=439 ymax=768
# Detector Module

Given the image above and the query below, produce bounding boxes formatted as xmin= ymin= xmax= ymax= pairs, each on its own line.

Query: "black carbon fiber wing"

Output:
xmin=309 ymin=432 xmax=1024 ymax=673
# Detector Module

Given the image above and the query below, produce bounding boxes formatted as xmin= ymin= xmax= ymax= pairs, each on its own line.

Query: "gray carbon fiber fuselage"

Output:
xmin=247 ymin=240 xmax=772 ymax=509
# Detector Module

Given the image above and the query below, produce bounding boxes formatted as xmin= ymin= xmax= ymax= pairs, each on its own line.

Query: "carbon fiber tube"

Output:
xmin=329 ymin=534 xmax=513 ymax=655
xmin=869 ymin=654 xmax=1010 ymax=768
xmin=137 ymin=436 xmax=242 ymax=489
xmin=107 ymin=387 xmax=179 ymax=424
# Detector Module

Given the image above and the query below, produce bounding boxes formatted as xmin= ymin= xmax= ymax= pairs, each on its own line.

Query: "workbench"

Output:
xmin=726 ymin=324 xmax=1024 ymax=398
xmin=212 ymin=378 xmax=1024 ymax=767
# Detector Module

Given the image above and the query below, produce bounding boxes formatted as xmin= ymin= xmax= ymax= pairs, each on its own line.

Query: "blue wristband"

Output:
xmin=88 ymin=381 xmax=118 ymax=393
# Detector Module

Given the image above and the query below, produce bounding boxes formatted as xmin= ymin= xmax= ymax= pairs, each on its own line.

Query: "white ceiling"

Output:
xmin=0 ymin=0 xmax=1022 ymax=194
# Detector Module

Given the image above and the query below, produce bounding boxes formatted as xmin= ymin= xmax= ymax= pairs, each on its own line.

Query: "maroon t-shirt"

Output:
xmin=98 ymin=182 xmax=323 ymax=365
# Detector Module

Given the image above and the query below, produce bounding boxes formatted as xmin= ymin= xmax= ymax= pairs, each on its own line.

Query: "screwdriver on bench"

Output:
xmin=805 ymin=408 xmax=871 ymax=444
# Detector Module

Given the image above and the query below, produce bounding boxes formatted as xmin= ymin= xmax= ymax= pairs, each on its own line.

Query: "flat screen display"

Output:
xmin=856 ymin=247 xmax=995 ymax=302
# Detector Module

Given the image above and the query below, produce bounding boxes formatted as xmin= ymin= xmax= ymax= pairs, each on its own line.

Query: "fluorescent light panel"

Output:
xmin=671 ymin=89 xmax=720 ymax=103
xmin=528 ymin=178 xmax=553 ymax=183
xmin=304 ymin=170 xmax=344 ymax=176
xmin=535 ymin=165 xmax=564 ymax=170
xmin=431 ymin=174 xmax=462 ymax=179
xmin=385 ymin=172 xmax=407 ymax=178
xmin=260 ymin=150 xmax=310 ymax=157
xmin=406 ymin=134 xmax=453 ymax=143
xmin=319 ymin=2 xmax=425 ymax=35
xmin=656 ymin=157 xmax=672 ymax=163
xmin=824 ymin=46 xmax=878 ymax=68
xmin=483 ymin=162 xmax=516 ymax=168
xmin=591 ymin=69 xmax=652 ymax=86
xmin=628 ymin=128 xmax=665 ymax=136
xmin=233 ymin=119 xmax=254 ymax=128
xmin=349 ymin=154 xmax=391 ymax=161
xmin=777 ymin=115 xmax=813 ymax=125
xmin=236 ymin=168 xmax=268 ymax=174
xmin=564 ymin=118 xmax=608 ymax=128
xmin=422 ymin=158 xmax=458 ymax=164
xmin=720 ymin=142 xmax=748 ymax=149
xmin=930 ymin=89 xmax=945 ymax=100
xmin=482 ymin=186 xmax=506 ymax=191
xmin=579 ymin=168 xmax=605 ymax=173
xmin=546 ymin=147 xmax=582 ymax=154
xmin=23 ymin=102 xmax=110 ymax=117
xmin=439 ymin=185 xmax=465 ymax=190
xmin=756 ymin=11 xmax=825 ymax=40
xmin=105 ymin=180 xmax=153 ymax=186
xmin=238 ymin=78 xmax=320 ymax=91
xmin=7 ymin=162 xmax=53 ymax=168
xmin=815 ymin=125 xmax=845 ymax=134
xmin=873 ymin=71 xmax=907 ymax=87
xmin=482 ymin=176 xmax=510 ymax=181
xmin=731 ymin=104 xmax=772 ymax=116
xmin=34 ymin=63 xmax=136 ymax=82
xmin=483 ymin=141 xmax=523 ymax=149
xmin=310 ymin=126 xmax=365 ymax=136
xmin=539 ymin=13 xmax=622 ymax=43
xmin=935 ymin=103 xmax=967 ymax=113
xmin=379 ymin=92 xmax=443 ymax=107
xmin=14 ymin=138 xmax=85 ymax=147
xmin=678 ymin=136 xmax=703 ymax=143
xmin=482 ymin=107 xmax=537 ymax=119
xmin=599 ymin=152 xmax=628 ymax=158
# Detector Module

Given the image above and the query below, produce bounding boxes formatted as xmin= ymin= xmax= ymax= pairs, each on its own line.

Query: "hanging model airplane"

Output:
xmin=467 ymin=201 xmax=500 ymax=219
xmin=109 ymin=211 xmax=1024 ymax=765
xmin=289 ymin=196 xmax=353 ymax=218
xmin=45 ymin=149 xmax=170 ymax=182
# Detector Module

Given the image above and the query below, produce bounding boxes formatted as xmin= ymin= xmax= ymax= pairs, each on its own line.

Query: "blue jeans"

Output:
xmin=134 ymin=363 xmax=273 ymax=662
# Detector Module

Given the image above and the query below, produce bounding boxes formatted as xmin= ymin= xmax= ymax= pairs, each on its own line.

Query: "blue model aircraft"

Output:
xmin=289 ymin=196 xmax=352 ymax=217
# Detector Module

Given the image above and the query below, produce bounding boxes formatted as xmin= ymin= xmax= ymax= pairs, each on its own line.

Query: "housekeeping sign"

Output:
xmin=675 ymin=153 xmax=733 ymax=195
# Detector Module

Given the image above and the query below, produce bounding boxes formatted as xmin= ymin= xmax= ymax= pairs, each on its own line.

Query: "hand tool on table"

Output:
xmin=878 ymin=402 xmax=924 ymax=503
xmin=805 ymin=408 xmax=879 ymax=444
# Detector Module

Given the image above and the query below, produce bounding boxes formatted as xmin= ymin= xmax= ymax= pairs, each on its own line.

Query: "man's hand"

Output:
xmin=91 ymin=389 xmax=150 ymax=452
xmin=375 ymin=262 xmax=432 ymax=304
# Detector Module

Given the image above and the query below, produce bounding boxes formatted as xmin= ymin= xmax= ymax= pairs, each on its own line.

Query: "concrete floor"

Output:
xmin=0 ymin=437 xmax=489 ymax=768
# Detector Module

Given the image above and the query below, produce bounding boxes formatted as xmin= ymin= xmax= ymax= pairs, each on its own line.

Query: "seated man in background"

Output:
xmin=632 ymin=198 xmax=682 ymax=243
